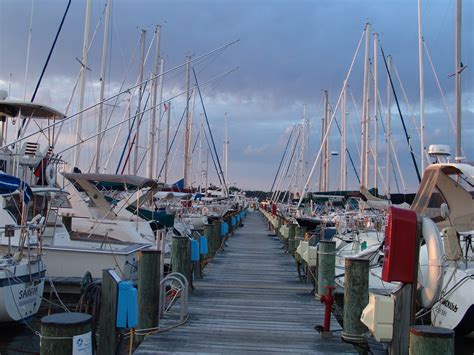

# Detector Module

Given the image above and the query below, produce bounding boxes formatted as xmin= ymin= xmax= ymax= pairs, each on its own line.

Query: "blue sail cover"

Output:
xmin=0 ymin=172 xmax=33 ymax=203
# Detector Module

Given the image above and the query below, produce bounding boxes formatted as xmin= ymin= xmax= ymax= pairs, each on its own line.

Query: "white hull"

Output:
xmin=0 ymin=259 xmax=46 ymax=323
xmin=431 ymin=266 xmax=474 ymax=336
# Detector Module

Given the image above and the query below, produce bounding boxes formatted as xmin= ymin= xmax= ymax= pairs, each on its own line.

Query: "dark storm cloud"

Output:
xmin=0 ymin=0 xmax=472 ymax=189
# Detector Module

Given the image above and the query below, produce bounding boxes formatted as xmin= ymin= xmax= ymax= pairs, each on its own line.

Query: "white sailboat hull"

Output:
xmin=0 ymin=260 xmax=46 ymax=323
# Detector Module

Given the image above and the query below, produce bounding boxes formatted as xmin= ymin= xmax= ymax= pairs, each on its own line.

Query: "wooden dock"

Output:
xmin=136 ymin=211 xmax=355 ymax=354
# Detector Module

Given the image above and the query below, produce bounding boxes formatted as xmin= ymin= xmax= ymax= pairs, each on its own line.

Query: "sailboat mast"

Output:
xmin=74 ymin=0 xmax=91 ymax=169
xmin=340 ymin=81 xmax=347 ymax=191
xmin=373 ymin=33 xmax=379 ymax=192
xmin=455 ymin=0 xmax=462 ymax=161
xmin=360 ymin=23 xmax=371 ymax=188
xmin=147 ymin=25 xmax=161 ymax=179
xmin=183 ymin=55 xmax=192 ymax=188
xmin=418 ymin=0 xmax=425 ymax=171
xmin=134 ymin=29 xmax=146 ymax=175
xmin=164 ymin=101 xmax=171 ymax=184
xmin=95 ymin=0 xmax=111 ymax=173
xmin=386 ymin=55 xmax=392 ymax=198
xmin=224 ymin=112 xmax=229 ymax=184
xmin=155 ymin=57 xmax=165 ymax=178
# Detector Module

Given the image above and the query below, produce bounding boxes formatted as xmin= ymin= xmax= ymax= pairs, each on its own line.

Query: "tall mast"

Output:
xmin=323 ymin=90 xmax=329 ymax=192
xmin=199 ymin=114 xmax=203 ymax=190
xmin=134 ymin=29 xmax=146 ymax=175
xmin=418 ymin=0 xmax=425 ymax=171
xmin=320 ymin=91 xmax=328 ymax=192
xmin=183 ymin=55 xmax=192 ymax=188
xmin=373 ymin=33 xmax=379 ymax=192
xmin=455 ymin=0 xmax=462 ymax=161
xmin=155 ymin=57 xmax=165 ymax=178
xmin=224 ymin=112 xmax=229 ymax=184
xmin=164 ymin=101 xmax=171 ymax=184
xmin=360 ymin=23 xmax=370 ymax=189
xmin=340 ymin=81 xmax=347 ymax=191
xmin=95 ymin=0 xmax=111 ymax=173
xmin=300 ymin=105 xmax=306 ymax=195
xmin=147 ymin=25 xmax=161 ymax=179
xmin=73 ymin=0 xmax=91 ymax=169
xmin=386 ymin=55 xmax=392 ymax=198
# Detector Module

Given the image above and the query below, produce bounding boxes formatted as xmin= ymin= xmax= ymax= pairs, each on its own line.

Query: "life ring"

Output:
xmin=418 ymin=216 xmax=445 ymax=309
xmin=45 ymin=164 xmax=57 ymax=186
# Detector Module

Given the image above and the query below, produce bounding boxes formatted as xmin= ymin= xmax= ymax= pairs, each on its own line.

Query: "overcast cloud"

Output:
xmin=0 ymin=0 xmax=472 ymax=191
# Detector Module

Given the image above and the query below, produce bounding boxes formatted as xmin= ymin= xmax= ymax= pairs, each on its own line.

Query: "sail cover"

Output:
xmin=0 ymin=172 xmax=33 ymax=203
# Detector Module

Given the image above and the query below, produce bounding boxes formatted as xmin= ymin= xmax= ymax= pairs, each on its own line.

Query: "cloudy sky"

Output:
xmin=0 ymin=0 xmax=472 ymax=192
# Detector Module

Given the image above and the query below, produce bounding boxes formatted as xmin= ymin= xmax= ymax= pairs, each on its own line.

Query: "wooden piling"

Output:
xmin=98 ymin=269 xmax=121 ymax=355
xmin=409 ymin=325 xmax=454 ymax=355
xmin=203 ymin=224 xmax=214 ymax=259
xmin=172 ymin=236 xmax=192 ymax=285
xmin=317 ymin=240 xmax=336 ymax=296
xmin=213 ymin=219 xmax=222 ymax=252
xmin=342 ymin=257 xmax=369 ymax=344
xmin=138 ymin=250 xmax=161 ymax=337
xmin=288 ymin=223 xmax=296 ymax=255
xmin=41 ymin=312 xmax=92 ymax=355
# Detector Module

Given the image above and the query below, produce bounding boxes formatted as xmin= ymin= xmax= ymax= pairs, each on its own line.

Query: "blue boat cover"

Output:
xmin=0 ymin=172 xmax=32 ymax=203
xmin=116 ymin=281 xmax=138 ymax=328
xmin=199 ymin=235 xmax=208 ymax=254
xmin=220 ymin=222 xmax=228 ymax=236
xmin=191 ymin=239 xmax=200 ymax=261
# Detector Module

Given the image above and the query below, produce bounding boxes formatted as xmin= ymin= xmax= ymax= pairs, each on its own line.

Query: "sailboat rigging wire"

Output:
xmin=269 ymin=128 xmax=294 ymax=194
xmin=192 ymin=68 xmax=232 ymax=195
xmin=54 ymin=68 xmax=238 ymax=157
xmin=379 ymin=45 xmax=421 ymax=183
xmin=297 ymin=29 xmax=365 ymax=208
xmin=157 ymin=108 xmax=186 ymax=179
xmin=272 ymin=127 xmax=297 ymax=202
xmin=20 ymin=0 xmax=72 ymax=138
xmin=203 ymin=127 xmax=223 ymax=187
xmin=328 ymin=103 xmax=360 ymax=184
xmin=5 ymin=40 xmax=240 ymax=151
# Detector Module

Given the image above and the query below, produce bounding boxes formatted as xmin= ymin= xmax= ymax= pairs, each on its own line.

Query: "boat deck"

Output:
xmin=136 ymin=211 xmax=355 ymax=354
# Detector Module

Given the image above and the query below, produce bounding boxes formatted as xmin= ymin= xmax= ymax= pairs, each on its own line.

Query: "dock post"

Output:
xmin=41 ymin=313 xmax=92 ymax=355
xmin=342 ymin=257 xmax=369 ymax=344
xmin=172 ymin=236 xmax=192 ymax=286
xmin=98 ymin=269 xmax=121 ymax=355
xmin=203 ymin=224 xmax=214 ymax=259
xmin=137 ymin=250 xmax=161 ymax=340
xmin=317 ymin=240 xmax=336 ymax=296
xmin=213 ymin=219 xmax=222 ymax=252
xmin=288 ymin=223 xmax=296 ymax=255
xmin=409 ymin=325 xmax=454 ymax=355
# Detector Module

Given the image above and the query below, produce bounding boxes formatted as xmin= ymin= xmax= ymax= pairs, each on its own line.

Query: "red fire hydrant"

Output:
xmin=319 ymin=285 xmax=335 ymax=332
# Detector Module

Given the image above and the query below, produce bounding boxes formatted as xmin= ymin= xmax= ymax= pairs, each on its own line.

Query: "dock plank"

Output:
xmin=136 ymin=211 xmax=355 ymax=354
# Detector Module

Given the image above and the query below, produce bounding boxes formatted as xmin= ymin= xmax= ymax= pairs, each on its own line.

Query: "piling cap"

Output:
xmin=409 ymin=325 xmax=454 ymax=338
xmin=41 ymin=312 xmax=92 ymax=327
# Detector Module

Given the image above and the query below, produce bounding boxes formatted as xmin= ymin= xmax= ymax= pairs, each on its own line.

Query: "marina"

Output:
xmin=0 ymin=0 xmax=473 ymax=354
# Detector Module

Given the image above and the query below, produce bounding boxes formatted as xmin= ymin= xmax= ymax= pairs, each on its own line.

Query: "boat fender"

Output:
xmin=45 ymin=164 xmax=56 ymax=186
xmin=418 ymin=216 xmax=445 ymax=309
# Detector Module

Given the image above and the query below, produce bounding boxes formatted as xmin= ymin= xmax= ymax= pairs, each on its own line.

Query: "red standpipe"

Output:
xmin=320 ymin=285 xmax=335 ymax=332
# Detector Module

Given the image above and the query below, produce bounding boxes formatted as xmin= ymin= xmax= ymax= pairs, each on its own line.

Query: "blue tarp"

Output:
xmin=0 ymin=172 xmax=32 ymax=203
xmin=199 ymin=235 xmax=208 ymax=254
xmin=191 ymin=239 xmax=200 ymax=261
xmin=220 ymin=222 xmax=228 ymax=236
xmin=116 ymin=281 xmax=138 ymax=328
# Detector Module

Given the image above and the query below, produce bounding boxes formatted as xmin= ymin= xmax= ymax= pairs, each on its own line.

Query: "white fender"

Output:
xmin=418 ymin=216 xmax=445 ymax=309
xmin=45 ymin=164 xmax=56 ymax=186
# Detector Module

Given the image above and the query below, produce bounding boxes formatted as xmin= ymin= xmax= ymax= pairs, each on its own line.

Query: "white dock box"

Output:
xmin=360 ymin=293 xmax=394 ymax=342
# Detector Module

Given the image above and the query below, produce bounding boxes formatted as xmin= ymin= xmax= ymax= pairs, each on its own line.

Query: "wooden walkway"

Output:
xmin=136 ymin=211 xmax=355 ymax=354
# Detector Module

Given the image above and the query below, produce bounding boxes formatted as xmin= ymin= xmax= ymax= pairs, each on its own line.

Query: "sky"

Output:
xmin=0 ymin=0 xmax=473 ymax=192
